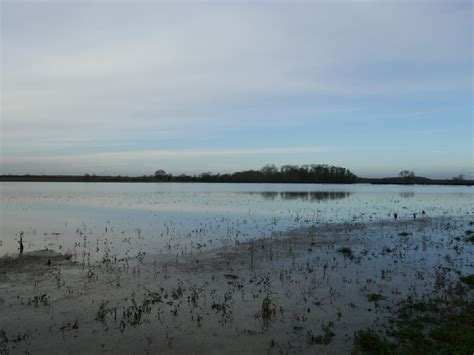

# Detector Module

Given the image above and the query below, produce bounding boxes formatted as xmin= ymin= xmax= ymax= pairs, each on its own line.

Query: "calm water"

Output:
xmin=0 ymin=182 xmax=472 ymax=261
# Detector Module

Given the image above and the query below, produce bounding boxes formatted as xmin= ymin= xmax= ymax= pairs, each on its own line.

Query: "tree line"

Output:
xmin=154 ymin=164 xmax=357 ymax=183
xmin=1 ymin=165 xmax=472 ymax=185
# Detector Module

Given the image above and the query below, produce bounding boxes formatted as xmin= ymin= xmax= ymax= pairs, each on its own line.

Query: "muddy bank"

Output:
xmin=0 ymin=250 xmax=74 ymax=273
xmin=1 ymin=217 xmax=473 ymax=354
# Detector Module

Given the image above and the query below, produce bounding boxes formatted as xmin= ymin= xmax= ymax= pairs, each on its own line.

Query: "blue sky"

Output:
xmin=1 ymin=1 xmax=472 ymax=178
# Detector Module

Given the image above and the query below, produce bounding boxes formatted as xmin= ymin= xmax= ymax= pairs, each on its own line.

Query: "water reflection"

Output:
xmin=1 ymin=182 xmax=472 ymax=260
xmin=256 ymin=191 xmax=351 ymax=201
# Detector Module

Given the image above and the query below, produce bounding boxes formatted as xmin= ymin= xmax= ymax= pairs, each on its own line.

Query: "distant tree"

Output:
xmin=154 ymin=170 xmax=167 ymax=179
xmin=453 ymin=173 xmax=465 ymax=180
xmin=145 ymin=164 xmax=357 ymax=183
xmin=399 ymin=170 xmax=415 ymax=178
xmin=280 ymin=165 xmax=298 ymax=174
xmin=260 ymin=164 xmax=278 ymax=175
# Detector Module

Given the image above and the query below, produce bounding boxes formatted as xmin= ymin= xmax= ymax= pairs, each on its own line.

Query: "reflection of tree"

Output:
xmin=257 ymin=191 xmax=351 ymax=202
xmin=310 ymin=192 xmax=351 ymax=201
xmin=259 ymin=192 xmax=279 ymax=200
xmin=399 ymin=192 xmax=415 ymax=198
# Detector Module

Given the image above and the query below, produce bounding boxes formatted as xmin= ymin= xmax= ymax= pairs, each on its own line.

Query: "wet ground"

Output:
xmin=1 ymin=216 xmax=473 ymax=354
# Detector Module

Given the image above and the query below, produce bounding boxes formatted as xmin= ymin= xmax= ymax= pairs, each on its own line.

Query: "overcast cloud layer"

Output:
xmin=1 ymin=1 xmax=472 ymax=177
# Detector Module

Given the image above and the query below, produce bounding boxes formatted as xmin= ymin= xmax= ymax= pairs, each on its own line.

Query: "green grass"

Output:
xmin=353 ymin=294 xmax=474 ymax=354
xmin=261 ymin=294 xmax=276 ymax=321
xmin=352 ymin=329 xmax=396 ymax=354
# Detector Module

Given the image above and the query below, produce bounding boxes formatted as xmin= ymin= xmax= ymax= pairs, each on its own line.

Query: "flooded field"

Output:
xmin=0 ymin=183 xmax=473 ymax=354
xmin=1 ymin=183 xmax=472 ymax=261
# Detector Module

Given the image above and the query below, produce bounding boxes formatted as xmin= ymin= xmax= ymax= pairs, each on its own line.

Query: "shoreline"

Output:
xmin=1 ymin=178 xmax=472 ymax=186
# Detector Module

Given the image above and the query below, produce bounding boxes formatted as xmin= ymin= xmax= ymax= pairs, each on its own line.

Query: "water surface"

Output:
xmin=1 ymin=182 xmax=472 ymax=261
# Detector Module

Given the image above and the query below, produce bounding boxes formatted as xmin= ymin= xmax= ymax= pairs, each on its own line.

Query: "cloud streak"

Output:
xmin=2 ymin=146 xmax=326 ymax=163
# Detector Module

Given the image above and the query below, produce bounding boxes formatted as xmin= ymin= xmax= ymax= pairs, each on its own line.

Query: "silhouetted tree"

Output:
xmin=154 ymin=170 xmax=167 ymax=178
xmin=261 ymin=164 xmax=278 ymax=175
xmin=399 ymin=170 xmax=415 ymax=178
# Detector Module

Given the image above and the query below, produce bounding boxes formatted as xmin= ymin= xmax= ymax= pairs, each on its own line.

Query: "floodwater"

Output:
xmin=0 ymin=182 xmax=473 ymax=354
xmin=0 ymin=182 xmax=472 ymax=262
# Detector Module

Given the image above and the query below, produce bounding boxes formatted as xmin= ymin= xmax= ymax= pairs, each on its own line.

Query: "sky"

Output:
xmin=1 ymin=1 xmax=472 ymax=178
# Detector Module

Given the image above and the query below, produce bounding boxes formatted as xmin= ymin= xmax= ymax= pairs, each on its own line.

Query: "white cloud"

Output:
xmin=2 ymin=146 xmax=326 ymax=162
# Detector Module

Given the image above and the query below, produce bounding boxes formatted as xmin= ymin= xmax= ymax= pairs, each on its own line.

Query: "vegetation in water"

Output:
xmin=308 ymin=321 xmax=336 ymax=345
xmin=460 ymin=274 xmax=474 ymax=289
xmin=261 ymin=294 xmax=276 ymax=321
xmin=337 ymin=247 xmax=354 ymax=259
xmin=366 ymin=293 xmax=385 ymax=302
xmin=353 ymin=290 xmax=474 ymax=354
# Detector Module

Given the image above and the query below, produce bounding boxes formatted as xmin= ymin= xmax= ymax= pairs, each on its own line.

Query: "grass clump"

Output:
xmin=398 ymin=232 xmax=411 ymax=237
xmin=261 ymin=294 xmax=276 ymax=321
xmin=353 ymin=294 xmax=474 ymax=354
xmin=352 ymin=329 xmax=396 ymax=354
xmin=465 ymin=230 xmax=474 ymax=243
xmin=337 ymin=247 xmax=353 ymax=259
xmin=460 ymin=274 xmax=474 ymax=289
xmin=309 ymin=321 xmax=336 ymax=345
xmin=367 ymin=293 xmax=385 ymax=302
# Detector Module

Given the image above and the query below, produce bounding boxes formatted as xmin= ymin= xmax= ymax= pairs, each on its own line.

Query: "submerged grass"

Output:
xmin=261 ymin=294 xmax=276 ymax=321
xmin=353 ymin=291 xmax=474 ymax=354
xmin=367 ymin=293 xmax=385 ymax=302
xmin=352 ymin=329 xmax=396 ymax=354
xmin=308 ymin=321 xmax=336 ymax=345
xmin=337 ymin=247 xmax=353 ymax=259
xmin=460 ymin=274 xmax=474 ymax=289
xmin=398 ymin=232 xmax=412 ymax=237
